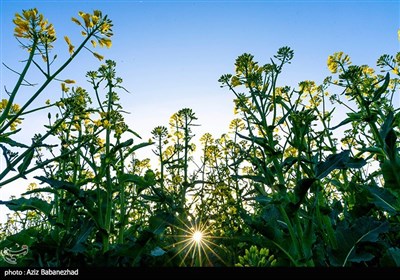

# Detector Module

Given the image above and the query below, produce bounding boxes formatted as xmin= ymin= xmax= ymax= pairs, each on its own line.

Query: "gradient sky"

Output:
xmin=0 ymin=0 xmax=399 ymax=219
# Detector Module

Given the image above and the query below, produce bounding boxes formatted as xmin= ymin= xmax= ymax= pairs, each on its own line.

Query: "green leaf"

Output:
xmin=381 ymin=159 xmax=400 ymax=191
xmin=0 ymin=228 xmax=38 ymax=248
xmin=0 ymin=136 xmax=28 ymax=148
xmin=359 ymin=146 xmax=385 ymax=156
xmin=110 ymin=138 xmax=133 ymax=154
xmin=148 ymin=212 xmax=174 ymax=235
xmin=365 ymin=185 xmax=399 ymax=214
xmin=329 ymin=217 xmax=389 ymax=267
xmin=140 ymin=194 xmax=161 ymax=202
xmin=303 ymin=214 xmax=315 ymax=261
xmin=150 ymin=247 xmax=166 ymax=257
xmin=290 ymin=178 xmax=316 ymax=212
xmin=315 ymin=150 xmax=350 ymax=179
xmin=0 ymin=197 xmax=52 ymax=216
xmin=17 ymin=149 xmax=34 ymax=177
xmin=254 ymin=196 xmax=272 ymax=205
xmin=119 ymin=173 xmax=151 ymax=194
xmin=22 ymin=187 xmax=58 ymax=196
xmin=345 ymin=157 xmax=367 ymax=169
xmin=68 ymin=221 xmax=95 ymax=253
xmin=381 ymin=247 xmax=400 ymax=267
xmin=232 ymin=173 xmax=274 ymax=186
xmin=385 ymin=128 xmax=397 ymax=161
xmin=236 ymin=133 xmax=279 ymax=155
xmin=35 ymin=176 xmax=80 ymax=197
xmin=330 ymin=117 xmax=353 ymax=130
xmin=372 ymin=72 xmax=390 ymax=102
xmin=380 ymin=111 xmax=394 ymax=141
xmin=127 ymin=128 xmax=142 ymax=139
xmin=126 ymin=141 xmax=153 ymax=156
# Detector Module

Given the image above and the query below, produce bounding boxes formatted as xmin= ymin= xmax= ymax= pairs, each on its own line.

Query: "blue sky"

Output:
xmin=0 ymin=0 xmax=399 ymax=216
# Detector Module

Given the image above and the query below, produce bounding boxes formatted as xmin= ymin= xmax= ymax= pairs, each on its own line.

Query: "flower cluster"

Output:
xmin=13 ymin=8 xmax=56 ymax=49
xmin=235 ymin=245 xmax=277 ymax=267
xmin=69 ymin=10 xmax=113 ymax=60
xmin=327 ymin=51 xmax=351 ymax=74
xmin=0 ymin=99 xmax=22 ymax=131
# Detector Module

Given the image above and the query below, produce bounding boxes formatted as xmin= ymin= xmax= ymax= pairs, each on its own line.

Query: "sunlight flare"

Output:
xmin=192 ymin=230 xmax=203 ymax=243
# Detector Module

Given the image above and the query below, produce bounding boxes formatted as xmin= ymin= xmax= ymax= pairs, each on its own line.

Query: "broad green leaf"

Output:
xmin=240 ymin=206 xmax=283 ymax=241
xmin=0 ymin=136 xmax=28 ymax=148
xmin=127 ymin=128 xmax=142 ymax=139
xmin=236 ymin=133 xmax=279 ymax=155
xmin=0 ymin=228 xmax=38 ymax=248
xmin=385 ymin=128 xmax=397 ymax=161
xmin=329 ymin=217 xmax=389 ymax=266
xmin=315 ymin=150 xmax=350 ymax=179
xmin=372 ymin=72 xmax=390 ymax=101
xmin=358 ymin=146 xmax=385 ymax=156
xmin=233 ymin=172 xmax=275 ymax=186
xmin=365 ymin=185 xmax=399 ymax=214
xmin=303 ymin=215 xmax=315 ymax=261
xmin=110 ymin=138 xmax=133 ymax=153
xmin=22 ymin=187 xmax=58 ymax=196
xmin=150 ymin=247 xmax=166 ymax=257
xmin=345 ymin=157 xmax=367 ymax=169
xmin=381 ymin=247 xmax=400 ymax=267
xmin=68 ymin=221 xmax=95 ymax=253
xmin=381 ymin=160 xmax=400 ymax=191
xmin=126 ymin=141 xmax=153 ymax=156
xmin=0 ymin=197 xmax=52 ymax=216
xmin=148 ymin=212 xmax=174 ymax=235
xmin=119 ymin=173 xmax=152 ymax=194
xmin=330 ymin=117 xmax=353 ymax=130
xmin=35 ymin=176 xmax=80 ymax=197
xmin=140 ymin=194 xmax=161 ymax=202
xmin=380 ymin=111 xmax=394 ymax=141
xmin=17 ymin=149 xmax=34 ymax=176
xmin=294 ymin=178 xmax=316 ymax=204
xmin=254 ymin=196 xmax=272 ymax=205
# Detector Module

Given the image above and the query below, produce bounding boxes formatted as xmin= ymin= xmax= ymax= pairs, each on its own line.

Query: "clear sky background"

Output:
xmin=0 ymin=0 xmax=399 ymax=220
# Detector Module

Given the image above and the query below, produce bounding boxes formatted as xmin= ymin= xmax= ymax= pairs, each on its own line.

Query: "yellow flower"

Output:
xmin=45 ymin=99 xmax=51 ymax=105
xmin=0 ymin=99 xmax=8 ymax=110
xmin=79 ymin=12 xmax=92 ymax=28
xmin=97 ymin=137 xmax=105 ymax=147
xmin=61 ymin=83 xmax=69 ymax=93
xmin=231 ymin=76 xmax=241 ymax=87
xmin=327 ymin=52 xmax=351 ymax=74
xmin=98 ymin=37 xmax=112 ymax=48
xmin=103 ymin=119 xmax=110 ymax=128
xmin=74 ymin=122 xmax=81 ymax=130
xmin=94 ymin=119 xmax=102 ymax=127
xmin=327 ymin=55 xmax=338 ymax=74
xmin=91 ymin=15 xmax=99 ymax=25
xmin=71 ymin=17 xmax=81 ymax=26
xmin=91 ymin=40 xmax=97 ymax=48
xmin=392 ymin=66 xmax=399 ymax=75
xmin=93 ymin=52 xmax=104 ymax=61
xmin=64 ymin=79 xmax=75 ymax=84
xmin=11 ymin=104 xmax=20 ymax=112
xmin=68 ymin=44 xmax=75 ymax=54
xmin=14 ymin=8 xmax=56 ymax=45
xmin=64 ymin=36 xmax=71 ymax=45
xmin=64 ymin=36 xmax=75 ymax=55
xmin=94 ymin=10 xmax=102 ymax=17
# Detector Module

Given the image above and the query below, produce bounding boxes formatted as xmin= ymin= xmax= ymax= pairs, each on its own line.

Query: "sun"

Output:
xmin=192 ymin=230 xmax=203 ymax=243
xmin=164 ymin=217 xmax=227 ymax=267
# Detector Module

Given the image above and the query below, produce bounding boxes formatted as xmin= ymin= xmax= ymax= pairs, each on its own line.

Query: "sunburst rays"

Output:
xmin=163 ymin=215 xmax=228 ymax=267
